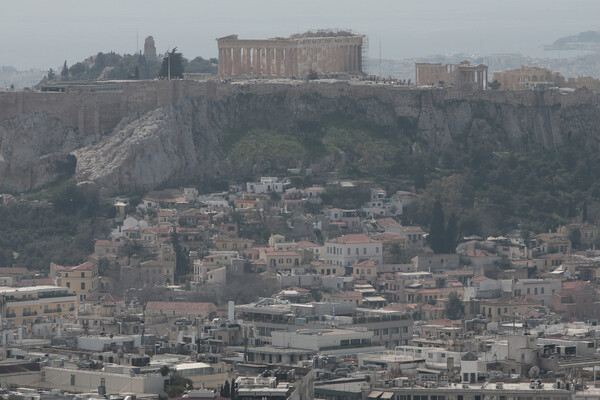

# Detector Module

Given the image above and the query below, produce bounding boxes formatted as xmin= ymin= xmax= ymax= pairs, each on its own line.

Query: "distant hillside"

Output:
xmin=546 ymin=30 xmax=600 ymax=51
xmin=40 ymin=52 xmax=217 ymax=84
xmin=0 ymin=66 xmax=45 ymax=89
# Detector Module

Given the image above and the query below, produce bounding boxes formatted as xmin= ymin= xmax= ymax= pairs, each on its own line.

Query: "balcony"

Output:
xmin=44 ymin=308 xmax=63 ymax=314
xmin=22 ymin=311 xmax=37 ymax=317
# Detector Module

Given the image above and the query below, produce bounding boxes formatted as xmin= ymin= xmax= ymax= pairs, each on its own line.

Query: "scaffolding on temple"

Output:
xmin=361 ymin=35 xmax=369 ymax=75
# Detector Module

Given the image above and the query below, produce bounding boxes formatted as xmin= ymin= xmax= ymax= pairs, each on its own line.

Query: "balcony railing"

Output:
xmin=22 ymin=311 xmax=37 ymax=317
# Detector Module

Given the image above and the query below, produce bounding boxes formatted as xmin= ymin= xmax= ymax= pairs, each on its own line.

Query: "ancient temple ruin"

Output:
xmin=217 ymin=31 xmax=365 ymax=77
xmin=415 ymin=61 xmax=488 ymax=90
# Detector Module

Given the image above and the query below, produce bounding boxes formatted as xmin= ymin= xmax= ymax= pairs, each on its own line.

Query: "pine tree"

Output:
xmin=582 ymin=200 xmax=588 ymax=222
xmin=61 ymin=61 xmax=69 ymax=78
xmin=47 ymin=68 xmax=56 ymax=80
xmin=429 ymin=201 xmax=445 ymax=254
xmin=158 ymin=48 xmax=185 ymax=79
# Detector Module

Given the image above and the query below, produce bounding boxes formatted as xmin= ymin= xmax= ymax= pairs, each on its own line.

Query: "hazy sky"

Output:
xmin=2 ymin=0 xmax=600 ymax=70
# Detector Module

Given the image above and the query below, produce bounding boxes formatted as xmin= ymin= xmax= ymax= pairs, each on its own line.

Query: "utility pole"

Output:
xmin=168 ymin=50 xmax=171 ymax=81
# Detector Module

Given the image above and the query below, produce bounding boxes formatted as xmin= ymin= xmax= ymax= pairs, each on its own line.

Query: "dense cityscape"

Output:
xmin=2 ymin=6 xmax=600 ymax=400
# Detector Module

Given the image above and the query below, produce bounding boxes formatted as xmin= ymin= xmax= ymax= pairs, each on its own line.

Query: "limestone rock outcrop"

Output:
xmin=0 ymin=113 xmax=80 ymax=192
xmin=74 ymin=102 xmax=200 ymax=196
xmin=1 ymin=82 xmax=600 ymax=195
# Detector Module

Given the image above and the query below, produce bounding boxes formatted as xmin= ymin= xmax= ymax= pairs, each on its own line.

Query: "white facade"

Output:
xmin=362 ymin=189 xmax=403 ymax=217
xmin=509 ymin=278 xmax=562 ymax=306
xmin=42 ymin=366 xmax=165 ymax=394
xmin=324 ymin=234 xmax=382 ymax=267
xmin=246 ymin=177 xmax=290 ymax=194
xmin=271 ymin=328 xmax=372 ymax=351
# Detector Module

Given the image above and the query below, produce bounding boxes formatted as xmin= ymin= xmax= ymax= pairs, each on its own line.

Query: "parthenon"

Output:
xmin=217 ymin=31 xmax=364 ymax=77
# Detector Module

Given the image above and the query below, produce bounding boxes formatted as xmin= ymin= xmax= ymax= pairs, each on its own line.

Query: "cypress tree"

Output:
xmin=61 ymin=61 xmax=69 ymax=78
xmin=445 ymin=212 xmax=458 ymax=253
xmin=429 ymin=201 xmax=445 ymax=254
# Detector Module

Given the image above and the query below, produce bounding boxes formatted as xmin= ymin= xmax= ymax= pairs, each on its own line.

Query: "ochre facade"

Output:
xmin=217 ymin=32 xmax=364 ymax=76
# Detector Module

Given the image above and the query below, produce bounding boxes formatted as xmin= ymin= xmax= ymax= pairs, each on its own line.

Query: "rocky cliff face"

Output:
xmin=1 ymin=82 xmax=600 ymax=195
xmin=74 ymin=101 xmax=202 ymax=196
xmin=0 ymin=113 xmax=80 ymax=192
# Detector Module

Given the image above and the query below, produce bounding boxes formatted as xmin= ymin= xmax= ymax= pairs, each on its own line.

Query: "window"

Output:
xmin=534 ymin=288 xmax=538 ymax=295
xmin=66 ymin=282 xmax=70 ymax=288
xmin=356 ymin=248 xmax=359 ymax=255
xmin=347 ymin=248 xmax=351 ymax=255
xmin=376 ymin=247 xmax=379 ymax=253
xmin=81 ymin=272 xmax=85 ymax=278
xmin=101 ymin=378 xmax=106 ymax=387
xmin=541 ymin=287 xmax=544 ymax=294
xmin=71 ymin=374 xmax=76 ymax=385
xmin=81 ymin=282 xmax=86 ymax=290
xmin=527 ymin=288 xmax=530 ymax=294
xmin=363 ymin=248 xmax=367 ymax=255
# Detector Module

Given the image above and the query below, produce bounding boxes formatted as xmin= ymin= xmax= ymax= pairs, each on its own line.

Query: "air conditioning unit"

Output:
xmin=496 ymin=382 xmax=504 ymax=389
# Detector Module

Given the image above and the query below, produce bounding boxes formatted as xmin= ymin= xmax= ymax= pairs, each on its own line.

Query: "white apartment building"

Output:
xmin=324 ymin=234 xmax=383 ymax=267
xmin=507 ymin=278 xmax=562 ymax=306
xmin=246 ymin=177 xmax=290 ymax=194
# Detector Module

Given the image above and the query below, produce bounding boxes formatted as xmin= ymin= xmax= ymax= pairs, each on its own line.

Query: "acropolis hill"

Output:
xmin=0 ymin=78 xmax=599 ymax=194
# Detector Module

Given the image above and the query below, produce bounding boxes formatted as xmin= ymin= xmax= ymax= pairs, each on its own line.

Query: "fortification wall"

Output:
xmin=1 ymin=80 xmax=598 ymax=136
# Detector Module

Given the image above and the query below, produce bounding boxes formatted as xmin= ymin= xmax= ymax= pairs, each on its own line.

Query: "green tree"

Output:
xmin=69 ymin=62 xmax=86 ymax=76
xmin=489 ymin=80 xmax=501 ymax=90
xmin=221 ymin=380 xmax=231 ymax=398
xmin=172 ymin=228 xmax=190 ymax=280
xmin=582 ymin=200 xmax=588 ymax=222
xmin=429 ymin=201 xmax=446 ymax=254
xmin=569 ymin=228 xmax=581 ymax=249
xmin=230 ymin=378 xmax=236 ymax=400
xmin=51 ymin=180 xmax=86 ymax=215
xmin=445 ymin=212 xmax=458 ymax=253
xmin=159 ymin=365 xmax=170 ymax=377
xmin=47 ymin=68 xmax=56 ymax=80
xmin=444 ymin=291 xmax=465 ymax=320
xmin=61 ymin=61 xmax=69 ymax=78
xmin=158 ymin=48 xmax=184 ymax=79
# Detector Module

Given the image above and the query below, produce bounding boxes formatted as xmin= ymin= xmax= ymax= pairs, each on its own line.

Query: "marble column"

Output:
xmin=218 ymin=48 xmax=223 ymax=75
xmin=252 ymin=48 xmax=259 ymax=74
xmin=265 ymin=48 xmax=272 ymax=76
xmin=236 ymin=48 xmax=242 ymax=74
xmin=245 ymin=48 xmax=252 ymax=74
xmin=275 ymin=48 xmax=282 ymax=76
xmin=225 ymin=48 xmax=231 ymax=75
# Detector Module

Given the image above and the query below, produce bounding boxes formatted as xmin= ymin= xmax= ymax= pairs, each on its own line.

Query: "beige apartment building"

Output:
xmin=0 ymin=286 xmax=77 ymax=327
xmin=51 ymin=261 xmax=99 ymax=301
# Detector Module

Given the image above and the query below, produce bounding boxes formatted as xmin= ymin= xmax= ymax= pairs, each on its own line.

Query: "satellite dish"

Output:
xmin=529 ymin=366 xmax=540 ymax=379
